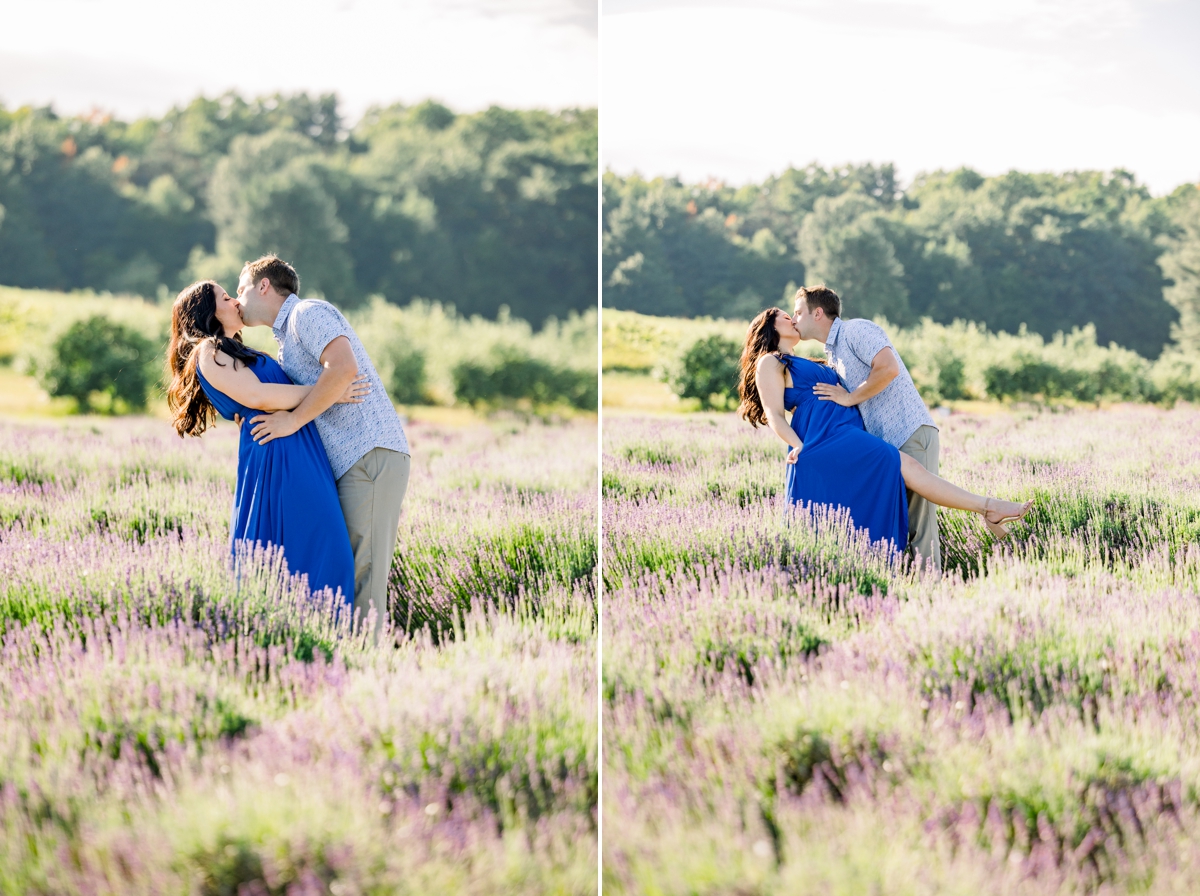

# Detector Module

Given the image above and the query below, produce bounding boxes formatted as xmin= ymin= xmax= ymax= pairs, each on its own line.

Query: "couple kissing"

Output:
xmin=739 ymin=285 xmax=1032 ymax=572
xmin=166 ymin=255 xmax=410 ymax=642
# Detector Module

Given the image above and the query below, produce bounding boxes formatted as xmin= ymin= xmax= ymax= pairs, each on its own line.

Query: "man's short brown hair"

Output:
xmin=242 ymin=255 xmax=299 ymax=297
xmin=796 ymin=284 xmax=841 ymax=319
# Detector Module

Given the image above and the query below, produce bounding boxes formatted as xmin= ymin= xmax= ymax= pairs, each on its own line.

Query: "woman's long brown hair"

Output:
xmin=736 ymin=307 xmax=785 ymax=427
xmin=166 ymin=280 xmax=261 ymax=437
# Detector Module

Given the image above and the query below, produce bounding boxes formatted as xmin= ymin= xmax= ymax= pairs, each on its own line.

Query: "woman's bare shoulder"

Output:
xmin=755 ymin=352 xmax=786 ymax=371
xmin=196 ymin=341 xmax=237 ymax=376
xmin=195 ymin=340 xmax=218 ymax=366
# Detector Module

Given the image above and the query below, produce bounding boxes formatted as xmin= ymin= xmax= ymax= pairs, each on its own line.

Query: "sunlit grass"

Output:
xmin=601 ymin=371 xmax=693 ymax=413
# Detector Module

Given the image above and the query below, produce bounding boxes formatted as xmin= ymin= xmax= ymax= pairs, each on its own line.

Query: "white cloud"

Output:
xmin=853 ymin=0 xmax=1140 ymax=37
xmin=605 ymin=0 xmax=1142 ymax=37
xmin=601 ymin=1 xmax=1200 ymax=193
xmin=446 ymin=0 xmax=598 ymax=33
xmin=0 ymin=0 xmax=597 ymax=119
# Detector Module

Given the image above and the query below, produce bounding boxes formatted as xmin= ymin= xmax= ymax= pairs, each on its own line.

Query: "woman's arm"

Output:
xmin=755 ymin=354 xmax=803 ymax=462
xmin=198 ymin=347 xmax=368 ymax=411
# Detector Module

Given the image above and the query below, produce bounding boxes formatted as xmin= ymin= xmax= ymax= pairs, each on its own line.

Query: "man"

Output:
xmin=791 ymin=285 xmax=941 ymax=572
xmin=235 ymin=254 xmax=411 ymax=640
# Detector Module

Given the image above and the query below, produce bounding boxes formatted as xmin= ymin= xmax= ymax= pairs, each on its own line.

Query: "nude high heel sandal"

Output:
xmin=983 ymin=497 xmax=1034 ymax=539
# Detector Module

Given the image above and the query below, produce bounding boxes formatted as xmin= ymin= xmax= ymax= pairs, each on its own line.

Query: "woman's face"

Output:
xmin=212 ymin=284 xmax=243 ymax=337
xmin=774 ymin=309 xmax=800 ymax=344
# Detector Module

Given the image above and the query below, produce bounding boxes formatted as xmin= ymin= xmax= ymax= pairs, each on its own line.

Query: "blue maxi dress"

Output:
xmin=781 ymin=353 xmax=909 ymax=550
xmin=197 ymin=352 xmax=355 ymax=604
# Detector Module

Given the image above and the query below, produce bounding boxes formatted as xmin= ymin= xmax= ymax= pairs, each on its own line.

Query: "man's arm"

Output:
xmin=249 ymin=336 xmax=358 ymax=445
xmin=812 ymin=347 xmax=899 ymax=407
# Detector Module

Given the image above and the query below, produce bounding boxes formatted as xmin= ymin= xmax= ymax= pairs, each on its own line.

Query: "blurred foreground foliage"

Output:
xmin=602 ymin=409 xmax=1200 ymax=894
xmin=0 ymin=416 xmax=598 ymax=892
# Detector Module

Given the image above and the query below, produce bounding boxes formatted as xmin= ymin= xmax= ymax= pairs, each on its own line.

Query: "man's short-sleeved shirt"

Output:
xmin=272 ymin=294 xmax=409 ymax=479
xmin=823 ymin=317 xmax=935 ymax=449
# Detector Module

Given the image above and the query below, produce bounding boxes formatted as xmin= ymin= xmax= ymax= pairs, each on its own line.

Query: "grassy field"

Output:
xmin=0 ymin=413 xmax=597 ymax=893
xmin=603 ymin=405 xmax=1200 ymax=894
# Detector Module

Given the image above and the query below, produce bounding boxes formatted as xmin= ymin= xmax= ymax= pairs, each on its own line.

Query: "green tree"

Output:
xmin=664 ymin=334 xmax=741 ymax=410
xmin=798 ymin=192 xmax=912 ymax=323
xmin=348 ymin=103 xmax=597 ymax=323
xmin=201 ymin=130 xmax=355 ymax=303
xmin=602 ymin=175 xmax=687 ymax=316
xmin=0 ymin=95 xmax=597 ymax=325
xmin=603 ymin=166 xmax=1187 ymax=359
xmin=1161 ymin=186 xmax=1200 ymax=351
xmin=895 ymin=169 xmax=1174 ymax=356
xmin=39 ymin=316 xmax=155 ymax=413
xmin=0 ymin=106 xmax=208 ymax=296
xmin=602 ymin=173 xmax=801 ymax=319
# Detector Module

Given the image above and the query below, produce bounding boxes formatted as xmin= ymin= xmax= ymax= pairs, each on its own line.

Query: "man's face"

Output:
xmin=792 ymin=297 xmax=818 ymax=340
xmin=235 ymin=270 xmax=254 ymax=307
xmin=236 ymin=270 xmax=268 ymax=324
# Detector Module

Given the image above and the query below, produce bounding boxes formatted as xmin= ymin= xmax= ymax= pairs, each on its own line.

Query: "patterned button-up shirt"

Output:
xmin=272 ymin=294 xmax=410 ymax=480
xmin=824 ymin=317 xmax=935 ymax=449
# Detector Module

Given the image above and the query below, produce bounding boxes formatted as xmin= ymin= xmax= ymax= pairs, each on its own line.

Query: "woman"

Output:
xmin=738 ymin=307 xmax=1031 ymax=552
xmin=166 ymin=279 xmax=365 ymax=603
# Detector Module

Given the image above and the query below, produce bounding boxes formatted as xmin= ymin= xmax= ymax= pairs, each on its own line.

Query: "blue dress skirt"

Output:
xmin=197 ymin=351 xmax=355 ymax=604
xmin=780 ymin=354 xmax=909 ymax=550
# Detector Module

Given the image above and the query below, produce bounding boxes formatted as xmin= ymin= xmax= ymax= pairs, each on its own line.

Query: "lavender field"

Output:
xmin=603 ymin=407 xmax=1200 ymax=894
xmin=0 ymin=415 xmax=597 ymax=894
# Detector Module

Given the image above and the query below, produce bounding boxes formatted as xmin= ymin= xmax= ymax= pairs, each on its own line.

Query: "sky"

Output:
xmin=602 ymin=0 xmax=1200 ymax=195
xmin=0 ymin=0 xmax=597 ymax=122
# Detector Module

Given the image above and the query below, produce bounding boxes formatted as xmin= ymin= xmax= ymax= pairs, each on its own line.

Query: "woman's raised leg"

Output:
xmin=898 ymin=452 xmax=1031 ymax=534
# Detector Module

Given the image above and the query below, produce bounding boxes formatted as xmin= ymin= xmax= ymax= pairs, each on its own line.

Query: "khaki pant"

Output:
xmin=336 ymin=448 xmax=411 ymax=642
xmin=899 ymin=425 xmax=940 ymax=573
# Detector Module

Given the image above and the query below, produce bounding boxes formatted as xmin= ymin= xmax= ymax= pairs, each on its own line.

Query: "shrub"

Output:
xmin=886 ymin=319 xmax=1169 ymax=406
xmin=1150 ymin=350 xmax=1200 ymax=404
xmin=452 ymin=347 xmax=597 ymax=411
xmin=982 ymin=339 xmax=1155 ymax=404
xmin=935 ymin=355 xmax=967 ymax=401
xmin=384 ymin=343 xmax=429 ymax=405
xmin=983 ymin=353 xmax=1081 ymax=400
xmin=351 ymin=298 xmax=597 ymax=406
xmin=38 ymin=316 xmax=156 ymax=413
xmin=663 ymin=334 xmax=741 ymax=410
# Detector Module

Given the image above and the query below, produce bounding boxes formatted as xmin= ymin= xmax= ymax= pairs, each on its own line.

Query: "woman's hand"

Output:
xmin=337 ymin=374 xmax=372 ymax=404
xmin=787 ymin=446 xmax=802 ymax=464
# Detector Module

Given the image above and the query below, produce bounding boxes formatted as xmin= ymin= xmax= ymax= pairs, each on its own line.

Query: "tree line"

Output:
xmin=604 ymin=165 xmax=1200 ymax=359
xmin=0 ymin=93 xmax=597 ymax=324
